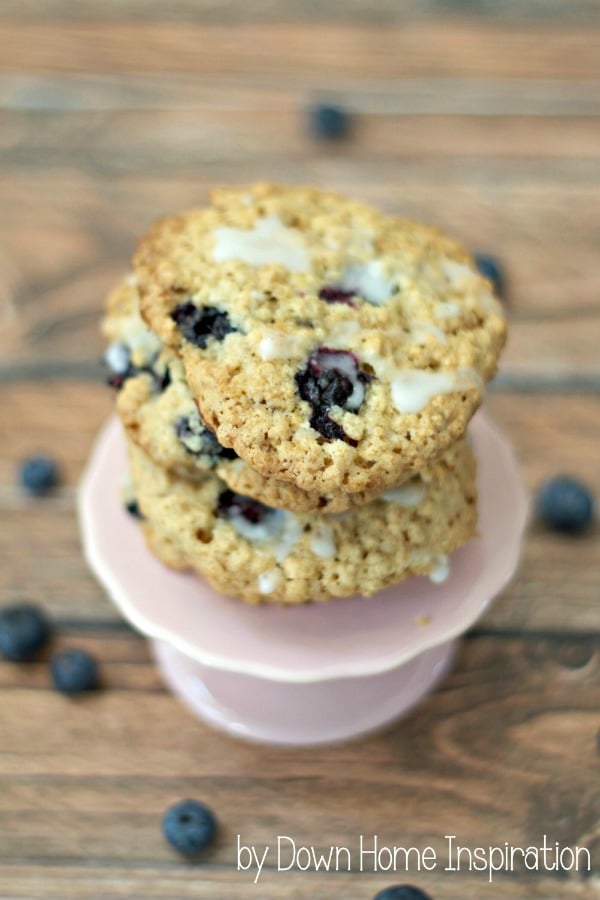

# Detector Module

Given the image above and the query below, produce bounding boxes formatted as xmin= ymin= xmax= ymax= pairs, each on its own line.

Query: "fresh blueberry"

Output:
xmin=536 ymin=475 xmax=594 ymax=534
xmin=309 ymin=103 xmax=351 ymax=141
xmin=162 ymin=799 xmax=217 ymax=857
xmin=318 ymin=286 xmax=357 ymax=307
xmin=175 ymin=414 xmax=237 ymax=463
xmin=295 ymin=348 xmax=370 ymax=445
xmin=216 ymin=490 xmax=272 ymax=525
xmin=125 ymin=498 xmax=144 ymax=520
xmin=50 ymin=648 xmax=99 ymax=694
xmin=0 ymin=602 xmax=52 ymax=662
xmin=171 ymin=302 xmax=236 ymax=348
xmin=19 ymin=455 xmax=59 ymax=496
xmin=373 ymin=887 xmax=433 ymax=900
xmin=474 ymin=253 xmax=504 ymax=299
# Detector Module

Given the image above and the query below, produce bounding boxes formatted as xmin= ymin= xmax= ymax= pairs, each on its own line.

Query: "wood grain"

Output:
xmin=3 ymin=0 xmax=600 ymax=23
xmin=1 ymin=6 xmax=599 ymax=897
xmin=1 ymin=22 xmax=599 ymax=79
xmin=1 ymin=167 xmax=599 ymax=377
xmin=0 ymin=634 xmax=598 ymax=898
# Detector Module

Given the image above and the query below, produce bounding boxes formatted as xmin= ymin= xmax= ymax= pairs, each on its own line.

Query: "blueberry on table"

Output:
xmin=474 ymin=252 xmax=505 ymax=299
xmin=50 ymin=648 xmax=99 ymax=694
xmin=0 ymin=602 xmax=52 ymax=662
xmin=373 ymin=886 xmax=433 ymax=900
xmin=19 ymin=455 xmax=59 ymax=496
xmin=309 ymin=103 xmax=351 ymax=140
xmin=536 ymin=475 xmax=594 ymax=534
xmin=162 ymin=799 xmax=217 ymax=857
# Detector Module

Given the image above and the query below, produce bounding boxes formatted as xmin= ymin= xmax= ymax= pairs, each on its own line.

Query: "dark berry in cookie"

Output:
xmin=171 ymin=302 xmax=236 ymax=348
xmin=373 ymin=887 xmax=433 ymax=900
xmin=318 ymin=286 xmax=356 ymax=307
xmin=216 ymin=490 xmax=273 ymax=525
xmin=162 ymin=799 xmax=217 ymax=857
xmin=125 ymin=498 xmax=144 ymax=519
xmin=295 ymin=348 xmax=371 ymax=444
xmin=19 ymin=455 xmax=60 ymax=496
xmin=536 ymin=475 xmax=594 ymax=534
xmin=175 ymin=414 xmax=237 ymax=463
xmin=50 ymin=648 xmax=99 ymax=694
xmin=309 ymin=103 xmax=351 ymax=141
xmin=474 ymin=253 xmax=505 ymax=299
xmin=152 ymin=365 xmax=171 ymax=394
xmin=0 ymin=602 xmax=52 ymax=662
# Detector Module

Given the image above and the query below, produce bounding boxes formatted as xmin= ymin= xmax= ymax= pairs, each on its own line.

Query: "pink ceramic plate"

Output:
xmin=79 ymin=411 xmax=528 ymax=684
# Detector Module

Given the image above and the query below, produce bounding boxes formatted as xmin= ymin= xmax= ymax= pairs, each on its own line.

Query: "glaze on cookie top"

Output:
xmin=134 ymin=183 xmax=506 ymax=495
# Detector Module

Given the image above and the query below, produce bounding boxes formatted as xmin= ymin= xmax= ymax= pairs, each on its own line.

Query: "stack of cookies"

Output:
xmin=102 ymin=184 xmax=506 ymax=605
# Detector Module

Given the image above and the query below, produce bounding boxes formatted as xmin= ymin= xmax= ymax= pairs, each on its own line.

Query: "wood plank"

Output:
xmin=0 ymin=635 xmax=597 ymax=895
xmin=2 ymin=73 xmax=600 ymax=116
xmin=3 ymin=110 xmax=600 ymax=168
xmin=0 ymin=23 xmax=599 ymax=79
xmin=2 ymin=0 xmax=600 ymax=24
xmin=0 ymin=866 xmax=596 ymax=900
xmin=1 ymin=169 xmax=599 ymax=376
xmin=0 ymin=385 xmax=598 ymax=632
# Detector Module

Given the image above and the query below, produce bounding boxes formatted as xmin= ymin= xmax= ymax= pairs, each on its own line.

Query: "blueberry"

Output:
xmin=175 ymin=414 xmax=237 ymax=463
xmin=171 ymin=302 xmax=236 ymax=348
xmin=318 ymin=286 xmax=357 ymax=306
xmin=309 ymin=103 xmax=351 ymax=141
xmin=537 ymin=475 xmax=594 ymax=534
xmin=474 ymin=253 xmax=504 ymax=299
xmin=152 ymin=365 xmax=171 ymax=394
xmin=373 ymin=887 xmax=433 ymax=900
xmin=0 ymin=602 xmax=52 ymax=662
xmin=295 ymin=348 xmax=370 ymax=445
xmin=19 ymin=455 xmax=59 ymax=496
xmin=125 ymin=498 xmax=144 ymax=520
xmin=50 ymin=648 xmax=99 ymax=694
xmin=162 ymin=799 xmax=217 ymax=857
xmin=216 ymin=490 xmax=272 ymax=525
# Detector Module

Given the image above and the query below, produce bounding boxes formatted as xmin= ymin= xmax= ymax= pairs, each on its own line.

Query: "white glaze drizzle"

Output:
xmin=212 ymin=216 xmax=310 ymax=272
xmin=104 ymin=341 xmax=131 ymax=374
xmin=434 ymin=301 xmax=461 ymax=320
xmin=341 ymin=260 xmax=397 ymax=305
xmin=391 ymin=367 xmax=481 ymax=414
xmin=258 ymin=330 xmax=305 ymax=361
xmin=428 ymin=554 xmax=450 ymax=583
xmin=258 ymin=568 xmax=281 ymax=595
xmin=441 ymin=257 xmax=478 ymax=288
xmin=382 ymin=483 xmax=426 ymax=507
xmin=309 ymin=524 xmax=336 ymax=558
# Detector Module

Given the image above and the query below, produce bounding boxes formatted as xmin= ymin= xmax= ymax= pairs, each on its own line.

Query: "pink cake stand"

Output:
xmin=78 ymin=411 xmax=528 ymax=746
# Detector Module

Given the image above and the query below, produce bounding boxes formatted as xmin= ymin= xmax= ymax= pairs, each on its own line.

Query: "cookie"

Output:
xmin=101 ymin=277 xmax=163 ymax=388
xmin=127 ymin=434 xmax=478 ymax=605
xmin=105 ymin=279 xmax=384 ymax=513
xmin=134 ymin=183 xmax=505 ymax=496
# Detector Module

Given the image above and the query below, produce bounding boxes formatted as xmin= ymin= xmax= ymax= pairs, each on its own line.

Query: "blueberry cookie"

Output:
xmin=134 ymin=183 xmax=505 ymax=495
xmin=105 ymin=280 xmax=384 ymax=512
xmin=101 ymin=276 xmax=165 ymax=390
xmin=127 ymin=435 xmax=478 ymax=605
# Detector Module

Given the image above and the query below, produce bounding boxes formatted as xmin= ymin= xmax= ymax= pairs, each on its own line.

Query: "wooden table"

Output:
xmin=1 ymin=3 xmax=599 ymax=898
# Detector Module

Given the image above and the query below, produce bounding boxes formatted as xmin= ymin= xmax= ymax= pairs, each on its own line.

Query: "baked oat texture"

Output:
xmin=133 ymin=183 xmax=506 ymax=496
xmin=105 ymin=279 xmax=385 ymax=512
xmin=127 ymin=435 xmax=478 ymax=605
